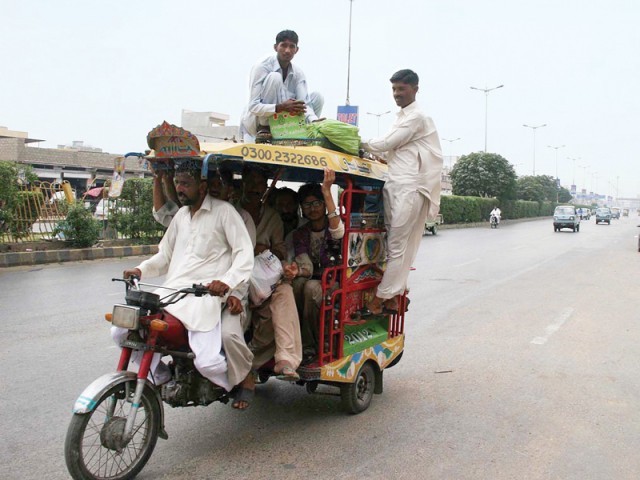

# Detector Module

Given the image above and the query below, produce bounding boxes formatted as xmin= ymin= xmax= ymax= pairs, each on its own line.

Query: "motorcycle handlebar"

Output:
xmin=112 ymin=279 xmax=210 ymax=298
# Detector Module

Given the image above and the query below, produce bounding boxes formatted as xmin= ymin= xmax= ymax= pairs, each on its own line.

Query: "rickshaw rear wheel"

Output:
xmin=340 ymin=362 xmax=376 ymax=414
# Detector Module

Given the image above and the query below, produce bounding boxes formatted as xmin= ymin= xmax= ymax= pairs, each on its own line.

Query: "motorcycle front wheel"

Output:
xmin=65 ymin=381 xmax=161 ymax=480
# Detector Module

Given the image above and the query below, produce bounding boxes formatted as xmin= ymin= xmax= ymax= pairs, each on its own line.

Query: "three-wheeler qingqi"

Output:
xmin=64 ymin=134 xmax=408 ymax=480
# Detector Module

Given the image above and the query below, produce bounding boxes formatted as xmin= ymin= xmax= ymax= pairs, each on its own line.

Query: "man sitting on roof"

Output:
xmin=239 ymin=29 xmax=323 ymax=143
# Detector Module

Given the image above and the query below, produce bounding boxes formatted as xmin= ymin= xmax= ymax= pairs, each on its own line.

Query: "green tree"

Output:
xmin=109 ymin=178 xmax=165 ymax=240
xmin=0 ymin=161 xmax=38 ymax=235
xmin=450 ymin=152 xmax=517 ymax=199
xmin=558 ymin=186 xmax=572 ymax=203
xmin=54 ymin=202 xmax=101 ymax=247
xmin=516 ymin=175 xmax=573 ymax=203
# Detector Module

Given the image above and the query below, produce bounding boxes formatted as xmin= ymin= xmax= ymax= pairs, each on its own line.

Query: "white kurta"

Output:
xmin=363 ymin=101 xmax=443 ymax=298
xmin=138 ymin=195 xmax=254 ymax=332
xmin=364 ymin=101 xmax=443 ymax=220
xmin=239 ymin=55 xmax=319 ymax=138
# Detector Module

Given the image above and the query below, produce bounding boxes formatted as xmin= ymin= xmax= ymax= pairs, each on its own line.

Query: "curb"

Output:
xmin=0 ymin=245 xmax=158 ymax=268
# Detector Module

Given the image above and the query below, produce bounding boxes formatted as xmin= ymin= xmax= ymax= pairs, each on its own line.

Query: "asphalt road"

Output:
xmin=1 ymin=216 xmax=639 ymax=480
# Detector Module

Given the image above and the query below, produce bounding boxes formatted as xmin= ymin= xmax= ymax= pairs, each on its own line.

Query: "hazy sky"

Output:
xmin=2 ymin=0 xmax=639 ymax=197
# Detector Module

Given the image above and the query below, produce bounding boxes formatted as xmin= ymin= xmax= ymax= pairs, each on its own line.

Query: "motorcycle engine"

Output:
xmin=160 ymin=363 xmax=226 ymax=407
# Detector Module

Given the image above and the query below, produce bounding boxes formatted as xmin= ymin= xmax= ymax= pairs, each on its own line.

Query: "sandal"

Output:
xmin=255 ymin=127 xmax=272 ymax=143
xmin=274 ymin=362 xmax=300 ymax=381
xmin=350 ymin=306 xmax=382 ymax=320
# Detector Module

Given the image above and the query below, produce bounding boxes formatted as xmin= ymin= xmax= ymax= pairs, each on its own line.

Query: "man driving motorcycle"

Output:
xmin=490 ymin=206 xmax=501 ymax=225
xmin=114 ymin=161 xmax=254 ymax=392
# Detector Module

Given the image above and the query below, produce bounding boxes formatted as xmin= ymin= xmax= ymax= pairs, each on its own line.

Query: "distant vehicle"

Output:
xmin=595 ymin=207 xmax=612 ymax=225
xmin=553 ymin=205 xmax=580 ymax=232
xmin=623 ymin=208 xmax=629 ymax=217
xmin=610 ymin=207 xmax=621 ymax=219
xmin=424 ymin=214 xmax=443 ymax=235
xmin=578 ymin=208 xmax=591 ymax=220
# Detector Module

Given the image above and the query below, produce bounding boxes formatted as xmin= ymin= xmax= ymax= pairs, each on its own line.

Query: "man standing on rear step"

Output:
xmin=239 ymin=29 xmax=323 ymax=143
xmin=360 ymin=69 xmax=443 ymax=316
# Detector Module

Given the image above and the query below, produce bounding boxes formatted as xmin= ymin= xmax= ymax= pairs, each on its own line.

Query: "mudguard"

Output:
xmin=72 ymin=371 xmax=168 ymax=440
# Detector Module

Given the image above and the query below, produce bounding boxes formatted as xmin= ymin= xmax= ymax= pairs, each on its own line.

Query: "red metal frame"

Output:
xmin=315 ymin=176 xmax=406 ymax=367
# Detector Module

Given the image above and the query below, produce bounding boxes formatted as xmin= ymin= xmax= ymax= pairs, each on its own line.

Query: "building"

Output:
xmin=181 ymin=110 xmax=239 ymax=145
xmin=0 ymin=126 xmax=149 ymax=196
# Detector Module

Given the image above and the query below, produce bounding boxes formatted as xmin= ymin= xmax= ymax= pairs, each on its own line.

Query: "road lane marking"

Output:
xmin=531 ymin=307 xmax=574 ymax=345
xmin=453 ymin=258 xmax=480 ymax=268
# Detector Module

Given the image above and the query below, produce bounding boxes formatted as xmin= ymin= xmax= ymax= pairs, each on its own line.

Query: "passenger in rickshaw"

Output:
xmin=360 ymin=69 xmax=443 ymax=316
xmin=239 ymin=165 xmax=303 ymax=381
xmin=151 ymin=162 xmax=179 ymax=228
xmin=272 ymin=187 xmax=301 ymax=238
xmin=239 ymin=29 xmax=323 ymax=143
xmin=149 ymin=165 xmax=257 ymax=409
xmin=271 ymin=186 xmax=302 ymax=263
xmin=291 ymin=169 xmax=343 ymax=359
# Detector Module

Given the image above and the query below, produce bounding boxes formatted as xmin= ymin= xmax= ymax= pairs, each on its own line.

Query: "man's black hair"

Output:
xmin=298 ymin=183 xmax=323 ymax=203
xmin=274 ymin=187 xmax=298 ymax=204
xmin=207 ymin=167 xmax=233 ymax=185
xmin=390 ymin=69 xmax=419 ymax=86
xmin=241 ymin=164 xmax=269 ymax=181
xmin=276 ymin=30 xmax=299 ymax=45
xmin=175 ymin=159 xmax=202 ymax=180
xmin=219 ymin=167 xmax=234 ymax=186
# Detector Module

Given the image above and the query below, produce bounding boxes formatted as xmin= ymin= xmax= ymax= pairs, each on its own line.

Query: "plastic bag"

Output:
xmin=306 ymin=119 xmax=361 ymax=155
xmin=248 ymin=250 xmax=283 ymax=306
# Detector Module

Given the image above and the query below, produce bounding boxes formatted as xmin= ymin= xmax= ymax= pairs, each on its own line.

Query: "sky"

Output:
xmin=2 ymin=0 xmax=639 ymax=197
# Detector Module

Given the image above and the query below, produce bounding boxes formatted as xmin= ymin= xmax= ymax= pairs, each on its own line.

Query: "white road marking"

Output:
xmin=453 ymin=258 xmax=481 ymax=268
xmin=531 ymin=307 xmax=574 ymax=345
xmin=107 ymin=292 xmax=121 ymax=297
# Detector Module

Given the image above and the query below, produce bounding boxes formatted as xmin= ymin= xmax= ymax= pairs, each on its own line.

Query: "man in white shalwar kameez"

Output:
xmin=114 ymin=163 xmax=254 ymax=392
xmin=239 ymin=29 xmax=323 ymax=142
xmin=361 ymin=69 xmax=443 ymax=315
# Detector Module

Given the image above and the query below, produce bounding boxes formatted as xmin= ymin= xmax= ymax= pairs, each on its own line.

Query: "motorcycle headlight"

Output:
xmin=112 ymin=304 xmax=141 ymax=330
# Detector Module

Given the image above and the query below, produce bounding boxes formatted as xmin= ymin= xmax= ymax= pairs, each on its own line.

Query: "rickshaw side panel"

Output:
xmin=319 ymin=335 xmax=404 ymax=383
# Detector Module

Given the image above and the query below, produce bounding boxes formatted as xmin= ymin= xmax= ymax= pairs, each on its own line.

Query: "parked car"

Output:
xmin=553 ymin=205 xmax=580 ymax=232
xmin=595 ymin=207 xmax=612 ymax=225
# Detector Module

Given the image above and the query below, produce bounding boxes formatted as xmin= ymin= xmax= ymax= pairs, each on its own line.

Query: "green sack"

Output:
xmin=305 ymin=119 xmax=361 ymax=155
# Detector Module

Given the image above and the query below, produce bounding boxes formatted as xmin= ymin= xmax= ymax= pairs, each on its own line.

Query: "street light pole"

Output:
xmin=345 ymin=0 xmax=354 ymax=105
xmin=567 ymin=156 xmax=581 ymax=185
xmin=578 ymin=164 xmax=589 ymax=196
xmin=366 ymin=110 xmax=391 ymax=137
xmin=442 ymin=137 xmax=461 ymax=169
xmin=523 ymin=124 xmax=547 ymax=175
xmin=547 ymin=144 xmax=565 ymax=180
xmin=470 ymin=84 xmax=504 ymax=152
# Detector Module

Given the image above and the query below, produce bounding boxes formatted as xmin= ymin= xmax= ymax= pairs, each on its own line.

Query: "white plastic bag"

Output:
xmin=249 ymin=250 xmax=283 ymax=306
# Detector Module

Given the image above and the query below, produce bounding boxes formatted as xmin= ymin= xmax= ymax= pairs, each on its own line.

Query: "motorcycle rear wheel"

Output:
xmin=65 ymin=381 xmax=161 ymax=480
